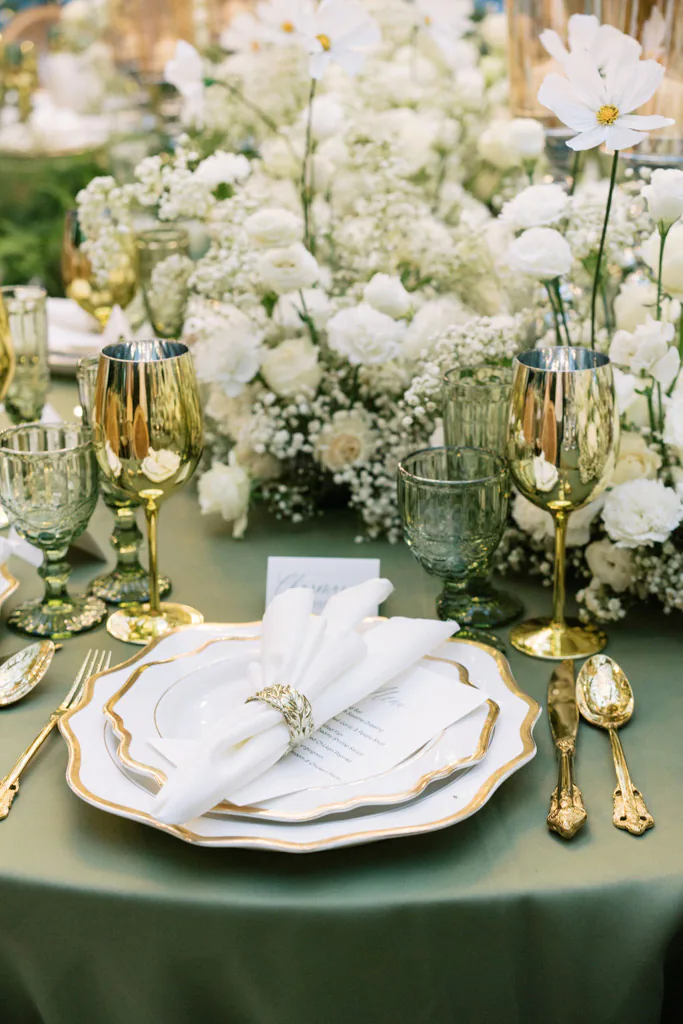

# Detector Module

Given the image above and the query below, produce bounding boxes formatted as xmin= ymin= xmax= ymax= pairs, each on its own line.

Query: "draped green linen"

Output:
xmin=0 ymin=383 xmax=680 ymax=1024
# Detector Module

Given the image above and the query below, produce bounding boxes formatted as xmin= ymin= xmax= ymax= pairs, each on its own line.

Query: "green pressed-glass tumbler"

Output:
xmin=397 ymin=446 xmax=523 ymax=646
xmin=443 ymin=365 xmax=512 ymax=455
xmin=0 ymin=423 xmax=107 ymax=638
xmin=1 ymin=285 xmax=49 ymax=425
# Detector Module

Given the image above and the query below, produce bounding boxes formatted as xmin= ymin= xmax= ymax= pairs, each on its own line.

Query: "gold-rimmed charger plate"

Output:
xmin=60 ymin=623 xmax=540 ymax=853
xmin=101 ymin=635 xmax=500 ymax=822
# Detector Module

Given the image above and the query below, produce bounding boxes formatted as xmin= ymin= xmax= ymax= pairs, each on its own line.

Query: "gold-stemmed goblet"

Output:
xmin=0 ymin=423 xmax=107 ymax=639
xmin=77 ymin=355 xmax=171 ymax=606
xmin=136 ymin=227 xmax=191 ymax=338
xmin=62 ymin=209 xmax=137 ymax=330
xmin=507 ymin=347 xmax=618 ymax=660
xmin=92 ymin=339 xmax=204 ymax=644
xmin=0 ymin=290 xmax=16 ymax=404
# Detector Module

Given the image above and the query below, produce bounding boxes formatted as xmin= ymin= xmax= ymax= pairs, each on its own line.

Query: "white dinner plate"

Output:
xmin=60 ymin=624 xmax=540 ymax=853
xmin=102 ymin=635 xmax=499 ymax=822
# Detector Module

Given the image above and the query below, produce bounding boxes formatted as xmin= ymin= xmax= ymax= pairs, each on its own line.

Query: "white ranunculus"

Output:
xmin=602 ymin=479 xmax=683 ymax=547
xmin=585 ymin=538 xmax=634 ymax=593
xmin=257 ymin=242 xmax=320 ymax=294
xmin=512 ymin=493 xmax=601 ymax=547
xmin=272 ymin=288 xmax=331 ymax=333
xmin=642 ymin=168 xmax=683 ymax=229
xmin=194 ymin=152 xmax=251 ymax=188
xmin=641 ymin=224 xmax=683 ymax=297
xmin=508 ymin=227 xmax=573 ymax=281
xmin=327 ymin=303 xmax=406 ymax=365
xmin=508 ymin=118 xmax=546 ymax=159
xmin=403 ymin=296 xmax=473 ymax=360
xmin=664 ymin=394 xmax=683 ymax=453
xmin=245 ymin=208 xmax=303 ymax=249
xmin=501 ymin=184 xmax=569 ymax=231
xmin=363 ymin=274 xmax=412 ymax=318
xmin=261 ymin=336 xmax=322 ymax=397
xmin=197 ymin=455 xmax=250 ymax=539
xmin=613 ymin=432 xmax=662 ymax=486
xmin=141 ymin=447 xmax=181 ymax=484
xmin=613 ymin=276 xmax=680 ymax=332
xmin=314 ymin=410 xmax=377 ymax=471
xmin=609 ymin=316 xmax=680 ymax=388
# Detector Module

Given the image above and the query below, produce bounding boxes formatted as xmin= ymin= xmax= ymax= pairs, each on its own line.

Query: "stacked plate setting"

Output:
xmin=60 ymin=623 xmax=540 ymax=852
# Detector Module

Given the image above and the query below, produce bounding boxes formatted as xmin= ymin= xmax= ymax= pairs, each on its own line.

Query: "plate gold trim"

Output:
xmin=60 ymin=624 xmax=540 ymax=851
xmin=0 ymin=563 xmax=19 ymax=609
xmin=102 ymin=638 xmax=499 ymax=821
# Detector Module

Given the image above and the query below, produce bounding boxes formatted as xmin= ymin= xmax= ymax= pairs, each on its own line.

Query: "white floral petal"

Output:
xmin=594 ymin=25 xmax=642 ymax=64
xmin=617 ymin=113 xmax=676 ymax=130
xmin=610 ymin=58 xmax=665 ymax=114
xmin=538 ymin=74 xmax=596 ymax=131
xmin=334 ymin=47 xmax=368 ymax=76
xmin=336 ymin=19 xmax=381 ymax=51
xmin=309 ymin=51 xmax=329 ymax=79
xmin=604 ymin=124 xmax=648 ymax=150
xmin=567 ymin=14 xmax=599 ymax=51
xmin=566 ymin=125 xmax=608 ymax=151
xmin=564 ymin=56 xmax=607 ymax=108
xmin=539 ymin=29 xmax=568 ymax=64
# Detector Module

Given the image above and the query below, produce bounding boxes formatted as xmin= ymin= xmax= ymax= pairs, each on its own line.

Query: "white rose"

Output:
xmin=512 ymin=493 xmax=601 ymax=547
xmin=642 ymin=168 xmax=683 ymax=228
xmin=105 ymin=440 xmax=122 ymax=478
xmin=141 ymin=447 xmax=181 ymax=484
xmin=403 ymin=296 xmax=473 ymax=360
xmin=500 ymin=184 xmax=569 ymax=230
xmin=508 ymin=227 xmax=573 ymax=281
xmin=602 ymin=479 xmax=683 ymax=547
xmin=641 ymin=223 xmax=683 ymax=297
xmin=614 ymin=276 xmax=680 ymax=332
xmin=363 ymin=274 xmax=412 ymax=318
xmin=261 ymin=337 xmax=322 ymax=397
xmin=197 ymin=455 xmax=250 ymax=539
xmin=245 ymin=208 xmax=303 ymax=249
xmin=508 ymin=118 xmax=546 ymax=159
xmin=327 ymin=303 xmax=406 ymax=366
xmin=258 ymin=243 xmax=320 ymax=295
xmin=585 ymin=538 xmax=634 ymax=593
xmin=664 ymin=394 xmax=683 ymax=453
xmin=314 ymin=410 xmax=377 ymax=472
xmin=613 ymin=432 xmax=662 ymax=485
xmin=273 ymin=288 xmax=331 ymax=333
xmin=194 ymin=152 xmax=251 ymax=188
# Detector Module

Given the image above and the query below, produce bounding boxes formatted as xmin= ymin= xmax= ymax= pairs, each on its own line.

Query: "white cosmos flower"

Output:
xmin=256 ymin=0 xmax=314 ymax=42
xmin=540 ymin=14 xmax=641 ymax=74
xmin=642 ymin=168 xmax=683 ymax=229
xmin=294 ymin=0 xmax=381 ymax=80
xmin=164 ymin=41 xmax=205 ymax=125
xmin=414 ymin=0 xmax=471 ymax=66
xmin=538 ymin=56 xmax=674 ymax=151
xmin=220 ymin=13 xmax=267 ymax=53
xmin=508 ymin=227 xmax=573 ymax=281
xmin=500 ymin=184 xmax=570 ymax=230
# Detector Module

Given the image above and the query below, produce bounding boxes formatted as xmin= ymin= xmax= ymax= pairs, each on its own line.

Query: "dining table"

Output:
xmin=0 ymin=378 xmax=681 ymax=1024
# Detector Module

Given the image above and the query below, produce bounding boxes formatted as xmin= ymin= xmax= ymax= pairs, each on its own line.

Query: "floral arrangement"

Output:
xmin=76 ymin=2 xmax=683 ymax=623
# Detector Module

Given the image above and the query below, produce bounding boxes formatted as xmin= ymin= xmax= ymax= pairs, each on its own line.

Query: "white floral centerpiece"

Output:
xmin=76 ymin=3 xmax=683 ymax=622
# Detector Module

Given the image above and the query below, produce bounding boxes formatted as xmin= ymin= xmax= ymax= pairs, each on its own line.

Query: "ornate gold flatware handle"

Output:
xmin=0 ymin=714 xmax=59 ymax=820
xmin=547 ymin=740 xmax=587 ymax=839
xmin=609 ymin=728 xmax=654 ymax=836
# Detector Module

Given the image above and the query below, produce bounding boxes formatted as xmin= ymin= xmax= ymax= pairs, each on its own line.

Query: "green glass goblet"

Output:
xmin=443 ymin=365 xmax=512 ymax=455
xmin=0 ymin=423 xmax=107 ymax=639
xmin=77 ymin=356 xmax=171 ymax=605
xmin=397 ymin=446 xmax=522 ymax=648
xmin=1 ymin=285 xmax=49 ymax=425
xmin=136 ymin=227 xmax=191 ymax=338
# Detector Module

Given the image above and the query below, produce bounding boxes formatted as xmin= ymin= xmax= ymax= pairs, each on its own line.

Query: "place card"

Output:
xmin=229 ymin=662 xmax=487 ymax=806
xmin=266 ymin=556 xmax=382 ymax=614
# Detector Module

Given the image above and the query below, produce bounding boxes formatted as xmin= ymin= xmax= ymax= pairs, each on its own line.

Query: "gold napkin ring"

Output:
xmin=246 ymin=684 xmax=315 ymax=752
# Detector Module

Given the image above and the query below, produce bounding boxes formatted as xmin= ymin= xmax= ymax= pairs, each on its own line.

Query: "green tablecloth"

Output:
xmin=0 ymin=383 xmax=681 ymax=1024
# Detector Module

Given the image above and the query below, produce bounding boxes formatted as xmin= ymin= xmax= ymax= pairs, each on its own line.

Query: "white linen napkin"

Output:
xmin=152 ymin=579 xmax=457 ymax=825
xmin=48 ymin=299 xmax=135 ymax=358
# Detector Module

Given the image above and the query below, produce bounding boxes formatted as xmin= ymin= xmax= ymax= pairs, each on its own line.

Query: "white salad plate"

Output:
xmin=102 ymin=633 xmax=500 ymax=822
xmin=60 ymin=624 xmax=540 ymax=853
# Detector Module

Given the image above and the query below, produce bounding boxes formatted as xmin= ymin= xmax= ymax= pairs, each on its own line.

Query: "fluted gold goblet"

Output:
xmin=507 ymin=347 xmax=619 ymax=660
xmin=92 ymin=340 xmax=204 ymax=644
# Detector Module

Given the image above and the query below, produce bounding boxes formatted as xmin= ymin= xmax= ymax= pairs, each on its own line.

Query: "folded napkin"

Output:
xmin=48 ymin=299 xmax=135 ymax=358
xmin=152 ymin=579 xmax=457 ymax=825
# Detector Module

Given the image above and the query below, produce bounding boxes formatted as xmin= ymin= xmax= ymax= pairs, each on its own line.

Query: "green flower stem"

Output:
xmin=568 ymin=150 xmax=581 ymax=197
xmin=590 ymin=150 xmax=619 ymax=350
xmin=679 ymin=310 xmax=683 ymax=358
xmin=645 ymin=386 xmax=657 ymax=438
xmin=301 ymin=78 xmax=317 ymax=253
xmin=656 ymin=223 xmax=671 ymax=320
xmin=545 ymin=282 xmax=563 ymax=346
xmin=298 ymin=289 xmax=319 ymax=346
xmin=553 ymin=278 xmax=572 ymax=346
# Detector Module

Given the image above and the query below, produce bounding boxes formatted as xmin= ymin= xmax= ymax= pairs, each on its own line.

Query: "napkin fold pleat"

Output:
xmin=151 ymin=578 xmax=455 ymax=825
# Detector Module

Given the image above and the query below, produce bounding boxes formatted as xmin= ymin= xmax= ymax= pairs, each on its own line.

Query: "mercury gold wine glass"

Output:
xmin=62 ymin=209 xmax=137 ymax=330
xmin=1 ymin=286 xmax=49 ymax=424
xmin=93 ymin=340 xmax=204 ymax=644
xmin=398 ymin=446 xmax=512 ymax=649
xmin=507 ymin=348 xmax=618 ymax=660
xmin=136 ymin=227 xmax=191 ymax=338
xmin=0 ymin=424 xmax=107 ymax=638
xmin=77 ymin=356 xmax=171 ymax=605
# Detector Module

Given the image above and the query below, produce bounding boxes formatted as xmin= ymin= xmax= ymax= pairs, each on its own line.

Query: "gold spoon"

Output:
xmin=0 ymin=641 xmax=55 ymax=707
xmin=576 ymin=655 xmax=654 ymax=836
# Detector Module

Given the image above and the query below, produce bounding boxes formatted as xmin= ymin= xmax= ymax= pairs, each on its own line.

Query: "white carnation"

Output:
xmin=261 ymin=336 xmax=322 ymax=397
xmin=191 ymin=306 xmax=262 ymax=398
xmin=258 ymin=242 xmax=320 ymax=294
xmin=512 ymin=493 xmax=600 ymax=547
xmin=363 ymin=274 xmax=412 ymax=318
xmin=245 ymin=208 xmax=303 ymax=249
xmin=585 ymin=538 xmax=634 ymax=593
xmin=273 ymin=288 xmax=331 ymax=332
xmin=508 ymin=227 xmax=573 ymax=281
xmin=327 ymin=303 xmax=406 ymax=366
xmin=602 ymin=479 xmax=683 ymax=548
xmin=501 ymin=184 xmax=569 ymax=230
xmin=609 ymin=317 xmax=680 ymax=388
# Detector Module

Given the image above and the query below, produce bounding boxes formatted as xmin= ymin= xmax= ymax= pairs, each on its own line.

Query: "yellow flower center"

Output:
xmin=424 ymin=15 xmax=432 ymax=25
xmin=281 ymin=20 xmax=295 ymax=33
xmin=596 ymin=104 xmax=620 ymax=126
xmin=316 ymin=33 xmax=331 ymax=51
xmin=251 ymin=40 xmax=261 ymax=52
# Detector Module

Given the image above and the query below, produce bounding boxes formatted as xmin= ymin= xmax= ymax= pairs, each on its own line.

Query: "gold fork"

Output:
xmin=0 ymin=648 xmax=112 ymax=819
